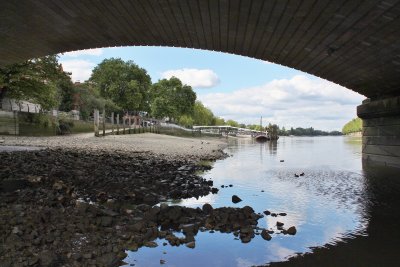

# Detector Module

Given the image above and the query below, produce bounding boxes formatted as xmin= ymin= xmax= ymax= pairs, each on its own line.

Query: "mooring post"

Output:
xmin=116 ymin=114 xmax=120 ymax=135
xmin=111 ymin=112 xmax=114 ymax=135
xmin=102 ymin=108 xmax=106 ymax=136
xmin=122 ymin=115 xmax=126 ymax=134
xmin=94 ymin=109 xmax=99 ymax=137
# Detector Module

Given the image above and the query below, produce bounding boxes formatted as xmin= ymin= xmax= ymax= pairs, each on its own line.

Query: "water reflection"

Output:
xmin=125 ymin=136 xmax=399 ymax=267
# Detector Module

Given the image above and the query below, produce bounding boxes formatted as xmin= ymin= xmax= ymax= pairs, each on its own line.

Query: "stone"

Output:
xmin=276 ymin=221 xmax=284 ymax=227
xmin=98 ymin=253 xmax=120 ymax=266
xmin=202 ymin=203 xmax=213 ymax=214
xmin=279 ymin=213 xmax=287 ymax=216
xmin=261 ymin=230 xmax=272 ymax=241
xmin=39 ymin=250 xmax=58 ymax=266
xmin=232 ymin=195 xmax=242 ymax=204
xmin=144 ymin=241 xmax=158 ymax=248
xmin=263 ymin=210 xmax=271 ymax=216
xmin=101 ymin=216 xmax=113 ymax=227
xmin=160 ymin=259 xmax=166 ymax=264
xmin=186 ymin=241 xmax=196 ymax=249
xmin=287 ymin=226 xmax=297 ymax=235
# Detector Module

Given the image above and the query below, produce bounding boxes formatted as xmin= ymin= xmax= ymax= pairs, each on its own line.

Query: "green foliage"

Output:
xmin=226 ymin=119 xmax=239 ymax=127
xmin=150 ymin=77 xmax=196 ymax=121
xmin=342 ymin=118 xmax=362 ymax=134
xmin=193 ymin=101 xmax=214 ymax=126
xmin=278 ymin=126 xmax=342 ymax=136
xmin=213 ymin=117 xmax=226 ymax=126
xmin=89 ymin=58 xmax=151 ymax=111
xmin=0 ymin=55 xmax=71 ymax=110
xmin=247 ymin=124 xmax=263 ymax=131
xmin=178 ymin=115 xmax=194 ymax=128
xmin=73 ymin=83 xmax=120 ymax=120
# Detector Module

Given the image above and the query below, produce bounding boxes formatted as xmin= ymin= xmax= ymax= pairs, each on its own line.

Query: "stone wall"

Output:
xmin=0 ymin=110 xmax=18 ymax=135
xmin=357 ymin=96 xmax=400 ymax=168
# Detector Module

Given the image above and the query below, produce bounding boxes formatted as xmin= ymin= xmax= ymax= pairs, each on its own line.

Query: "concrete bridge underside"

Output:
xmin=1 ymin=0 xmax=400 ymax=167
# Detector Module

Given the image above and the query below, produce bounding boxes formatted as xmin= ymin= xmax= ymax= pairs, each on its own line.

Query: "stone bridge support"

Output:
xmin=357 ymin=96 xmax=400 ymax=168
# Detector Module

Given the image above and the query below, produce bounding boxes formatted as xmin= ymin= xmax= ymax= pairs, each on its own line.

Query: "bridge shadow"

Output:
xmin=267 ymin=162 xmax=400 ymax=267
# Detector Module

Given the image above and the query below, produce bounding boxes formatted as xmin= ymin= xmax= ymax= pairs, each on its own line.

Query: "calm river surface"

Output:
xmin=125 ymin=136 xmax=400 ymax=267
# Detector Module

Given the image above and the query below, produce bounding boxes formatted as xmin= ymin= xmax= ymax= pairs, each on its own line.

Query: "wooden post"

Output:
xmin=116 ymin=114 xmax=120 ymax=135
xmin=14 ymin=111 xmax=19 ymax=136
xmin=122 ymin=116 xmax=125 ymax=134
xmin=94 ymin=109 xmax=99 ymax=137
xmin=111 ymin=112 xmax=114 ymax=135
xmin=128 ymin=116 xmax=131 ymax=134
xmin=102 ymin=108 xmax=106 ymax=136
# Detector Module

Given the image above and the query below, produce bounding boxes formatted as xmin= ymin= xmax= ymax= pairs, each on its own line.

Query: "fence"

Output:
xmin=0 ymin=110 xmax=99 ymax=136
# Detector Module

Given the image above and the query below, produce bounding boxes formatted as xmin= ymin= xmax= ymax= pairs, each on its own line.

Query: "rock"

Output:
xmin=39 ymin=250 xmax=58 ymax=266
xmin=28 ymin=256 xmax=39 ymax=266
xmin=202 ymin=203 xmax=213 ymax=214
xmin=160 ymin=259 xmax=166 ymax=264
xmin=186 ymin=241 xmax=196 ymax=249
xmin=263 ymin=210 xmax=271 ymax=216
xmin=232 ymin=195 xmax=242 ymax=204
xmin=181 ymin=224 xmax=197 ymax=235
xmin=279 ymin=213 xmax=287 ymax=216
xmin=280 ymin=160 xmax=284 ymax=162
xmin=11 ymin=226 xmax=22 ymax=235
xmin=98 ymin=253 xmax=120 ymax=266
xmin=242 ymin=206 xmax=254 ymax=216
xmin=287 ymin=226 xmax=297 ymax=235
xmin=101 ymin=216 xmax=113 ymax=227
xmin=276 ymin=221 xmax=284 ymax=227
xmin=211 ymin=188 xmax=219 ymax=194
xmin=160 ymin=203 xmax=169 ymax=211
xmin=261 ymin=229 xmax=272 ymax=241
xmin=52 ymin=181 xmax=65 ymax=190
xmin=144 ymin=241 xmax=158 ymax=248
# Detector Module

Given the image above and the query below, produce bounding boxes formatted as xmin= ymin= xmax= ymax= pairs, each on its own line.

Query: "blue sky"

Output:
xmin=59 ymin=47 xmax=365 ymax=131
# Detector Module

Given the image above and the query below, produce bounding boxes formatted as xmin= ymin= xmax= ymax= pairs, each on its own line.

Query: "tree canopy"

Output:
xmin=150 ymin=77 xmax=196 ymax=121
xmin=89 ymin=58 xmax=151 ymax=112
xmin=342 ymin=118 xmax=362 ymax=134
xmin=0 ymin=55 xmax=71 ymax=110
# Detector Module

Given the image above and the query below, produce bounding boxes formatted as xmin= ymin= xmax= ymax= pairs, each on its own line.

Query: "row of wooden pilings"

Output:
xmin=93 ymin=109 xmax=159 ymax=137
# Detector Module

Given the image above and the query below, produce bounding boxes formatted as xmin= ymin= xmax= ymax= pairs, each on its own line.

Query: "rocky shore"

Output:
xmin=0 ymin=135 xmax=296 ymax=267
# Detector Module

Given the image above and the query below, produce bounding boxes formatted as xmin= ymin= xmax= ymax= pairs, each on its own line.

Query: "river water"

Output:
xmin=125 ymin=136 xmax=400 ymax=267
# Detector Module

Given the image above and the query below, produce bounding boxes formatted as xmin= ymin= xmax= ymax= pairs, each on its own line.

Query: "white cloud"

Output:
xmin=198 ymin=75 xmax=365 ymax=131
xmin=60 ymin=60 xmax=96 ymax=82
xmin=161 ymin=68 xmax=220 ymax=88
xmin=63 ymin=48 xmax=103 ymax=57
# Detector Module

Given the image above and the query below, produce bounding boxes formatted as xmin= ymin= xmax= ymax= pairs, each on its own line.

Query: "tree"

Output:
xmin=342 ymin=118 xmax=362 ymax=134
xmin=0 ymin=55 xmax=71 ymax=110
xmin=150 ymin=77 xmax=196 ymax=121
xmin=73 ymin=82 xmax=120 ymax=120
xmin=226 ymin=119 xmax=239 ymax=127
xmin=192 ymin=101 xmax=214 ymax=126
xmin=89 ymin=58 xmax=151 ymax=112
xmin=213 ymin=117 xmax=225 ymax=126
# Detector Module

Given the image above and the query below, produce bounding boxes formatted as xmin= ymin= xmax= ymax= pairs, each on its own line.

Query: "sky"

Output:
xmin=58 ymin=46 xmax=365 ymax=131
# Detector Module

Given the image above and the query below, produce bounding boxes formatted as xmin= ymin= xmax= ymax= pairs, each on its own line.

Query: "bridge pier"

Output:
xmin=357 ymin=96 xmax=400 ymax=168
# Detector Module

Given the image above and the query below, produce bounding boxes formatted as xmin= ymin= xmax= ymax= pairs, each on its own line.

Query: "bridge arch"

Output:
xmin=1 ymin=0 xmax=400 ymax=99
